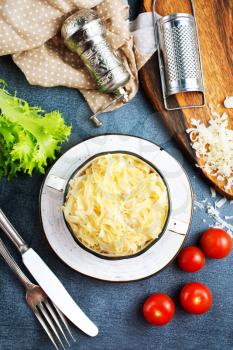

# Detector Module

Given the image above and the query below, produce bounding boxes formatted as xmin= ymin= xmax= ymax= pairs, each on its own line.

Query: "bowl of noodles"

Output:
xmin=63 ymin=152 xmax=170 ymax=259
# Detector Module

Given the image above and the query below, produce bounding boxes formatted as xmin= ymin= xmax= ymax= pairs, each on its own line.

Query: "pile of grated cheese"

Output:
xmin=63 ymin=153 xmax=169 ymax=257
xmin=186 ymin=107 xmax=233 ymax=190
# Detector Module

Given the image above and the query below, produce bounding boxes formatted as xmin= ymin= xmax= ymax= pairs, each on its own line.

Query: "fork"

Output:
xmin=0 ymin=238 xmax=75 ymax=350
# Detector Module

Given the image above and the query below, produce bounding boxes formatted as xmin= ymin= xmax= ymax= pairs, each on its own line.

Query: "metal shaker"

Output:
xmin=152 ymin=0 xmax=205 ymax=110
xmin=61 ymin=9 xmax=130 ymax=126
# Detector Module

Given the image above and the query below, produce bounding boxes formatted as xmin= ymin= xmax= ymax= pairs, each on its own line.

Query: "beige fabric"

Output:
xmin=0 ymin=0 xmax=151 ymax=113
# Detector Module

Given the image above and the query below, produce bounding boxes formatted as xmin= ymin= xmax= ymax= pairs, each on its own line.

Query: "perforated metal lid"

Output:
xmin=61 ymin=9 xmax=98 ymax=40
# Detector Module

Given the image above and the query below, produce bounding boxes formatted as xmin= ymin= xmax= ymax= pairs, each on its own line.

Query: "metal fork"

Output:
xmin=0 ymin=238 xmax=75 ymax=350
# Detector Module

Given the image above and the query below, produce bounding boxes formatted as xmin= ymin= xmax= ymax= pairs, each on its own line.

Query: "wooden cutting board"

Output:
xmin=139 ymin=0 xmax=233 ymax=198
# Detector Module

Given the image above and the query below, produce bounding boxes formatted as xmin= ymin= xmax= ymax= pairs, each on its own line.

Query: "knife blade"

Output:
xmin=23 ymin=248 xmax=98 ymax=337
xmin=0 ymin=209 xmax=98 ymax=337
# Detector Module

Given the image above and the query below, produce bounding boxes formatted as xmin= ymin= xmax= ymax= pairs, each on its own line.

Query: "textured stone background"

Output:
xmin=0 ymin=1 xmax=233 ymax=349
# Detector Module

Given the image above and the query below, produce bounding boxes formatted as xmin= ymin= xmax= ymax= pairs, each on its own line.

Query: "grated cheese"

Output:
xmin=63 ymin=154 xmax=169 ymax=257
xmin=186 ymin=108 xmax=233 ymax=190
xmin=194 ymin=195 xmax=232 ymax=236
xmin=207 ymin=204 xmax=233 ymax=236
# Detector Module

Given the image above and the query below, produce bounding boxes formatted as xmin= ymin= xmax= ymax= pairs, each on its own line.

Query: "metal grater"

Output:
xmin=152 ymin=0 xmax=205 ymax=110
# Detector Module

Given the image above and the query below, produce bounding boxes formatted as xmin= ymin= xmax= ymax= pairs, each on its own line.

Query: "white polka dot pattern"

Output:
xmin=0 ymin=0 xmax=152 ymax=113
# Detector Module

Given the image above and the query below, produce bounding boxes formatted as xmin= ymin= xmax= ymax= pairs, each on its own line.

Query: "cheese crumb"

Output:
xmin=210 ymin=187 xmax=216 ymax=198
xmin=194 ymin=200 xmax=205 ymax=209
xmin=215 ymin=197 xmax=227 ymax=209
xmin=224 ymin=96 xmax=233 ymax=109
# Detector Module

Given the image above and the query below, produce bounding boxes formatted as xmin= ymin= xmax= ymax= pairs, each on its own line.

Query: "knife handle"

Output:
xmin=0 ymin=238 xmax=33 ymax=289
xmin=0 ymin=209 xmax=28 ymax=254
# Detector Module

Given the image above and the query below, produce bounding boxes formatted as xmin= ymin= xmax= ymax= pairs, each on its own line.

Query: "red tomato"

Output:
xmin=143 ymin=294 xmax=175 ymax=326
xmin=200 ymin=228 xmax=232 ymax=259
xmin=180 ymin=282 xmax=212 ymax=314
xmin=177 ymin=246 xmax=205 ymax=272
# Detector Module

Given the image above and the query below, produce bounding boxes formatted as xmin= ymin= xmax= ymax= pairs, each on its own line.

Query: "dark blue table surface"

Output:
xmin=0 ymin=2 xmax=233 ymax=349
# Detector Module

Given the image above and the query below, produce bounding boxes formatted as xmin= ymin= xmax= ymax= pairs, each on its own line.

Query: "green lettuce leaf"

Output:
xmin=0 ymin=82 xmax=71 ymax=178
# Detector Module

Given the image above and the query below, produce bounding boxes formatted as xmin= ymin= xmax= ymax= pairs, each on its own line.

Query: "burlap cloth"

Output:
xmin=0 ymin=0 xmax=155 ymax=113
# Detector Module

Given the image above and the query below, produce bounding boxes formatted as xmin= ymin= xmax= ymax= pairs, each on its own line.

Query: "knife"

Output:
xmin=0 ymin=209 xmax=98 ymax=337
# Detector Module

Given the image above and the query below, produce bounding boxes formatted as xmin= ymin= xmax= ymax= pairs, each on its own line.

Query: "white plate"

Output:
xmin=40 ymin=135 xmax=193 ymax=282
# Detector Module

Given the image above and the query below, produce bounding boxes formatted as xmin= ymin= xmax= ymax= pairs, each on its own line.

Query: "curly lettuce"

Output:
xmin=0 ymin=81 xmax=71 ymax=178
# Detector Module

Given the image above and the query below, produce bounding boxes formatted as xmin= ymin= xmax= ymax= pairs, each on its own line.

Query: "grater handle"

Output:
xmin=190 ymin=0 xmax=206 ymax=103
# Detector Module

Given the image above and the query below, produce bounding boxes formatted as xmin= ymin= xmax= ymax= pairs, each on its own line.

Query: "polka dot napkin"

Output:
xmin=0 ymin=0 xmax=154 ymax=114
